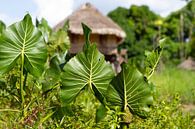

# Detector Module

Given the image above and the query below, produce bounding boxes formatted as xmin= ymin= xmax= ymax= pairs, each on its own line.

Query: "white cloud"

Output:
xmin=33 ymin=0 xmax=74 ymax=26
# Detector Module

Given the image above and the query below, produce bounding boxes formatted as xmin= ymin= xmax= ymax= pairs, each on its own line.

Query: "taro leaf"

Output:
xmin=144 ymin=39 xmax=165 ymax=79
xmin=106 ymin=63 xmax=153 ymax=118
xmin=60 ymin=23 xmax=115 ymax=104
xmin=0 ymin=14 xmax=47 ymax=77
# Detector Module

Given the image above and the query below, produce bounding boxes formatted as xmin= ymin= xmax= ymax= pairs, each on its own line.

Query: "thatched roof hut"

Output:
xmin=53 ymin=2 xmax=126 ymax=55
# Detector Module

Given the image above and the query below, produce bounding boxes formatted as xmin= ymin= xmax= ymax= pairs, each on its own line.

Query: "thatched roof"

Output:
xmin=53 ymin=3 xmax=126 ymax=40
xmin=178 ymin=57 xmax=195 ymax=70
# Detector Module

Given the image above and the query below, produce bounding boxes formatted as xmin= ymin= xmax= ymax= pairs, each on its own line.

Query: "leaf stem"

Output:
xmin=0 ymin=109 xmax=20 ymax=112
xmin=123 ymin=70 xmax=128 ymax=111
xmin=20 ymin=50 xmax=25 ymax=116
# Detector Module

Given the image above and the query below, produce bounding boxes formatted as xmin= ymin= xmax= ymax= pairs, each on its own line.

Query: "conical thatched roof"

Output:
xmin=178 ymin=57 xmax=195 ymax=70
xmin=53 ymin=3 xmax=126 ymax=41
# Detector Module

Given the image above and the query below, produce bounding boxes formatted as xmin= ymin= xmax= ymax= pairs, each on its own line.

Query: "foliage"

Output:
xmin=0 ymin=14 xmax=47 ymax=115
xmin=108 ymin=5 xmax=161 ymax=61
xmin=129 ymin=94 xmax=194 ymax=129
xmin=36 ymin=18 xmax=70 ymax=92
xmin=107 ymin=63 xmax=153 ymax=119
xmin=108 ymin=1 xmax=195 ymax=63
xmin=60 ymin=23 xmax=115 ymax=104
xmin=160 ymin=38 xmax=181 ymax=65
xmin=0 ymin=14 xmax=47 ymax=76
xmin=0 ymin=8 xmax=194 ymax=128
xmin=188 ymin=31 xmax=195 ymax=58
xmin=36 ymin=18 xmax=52 ymax=42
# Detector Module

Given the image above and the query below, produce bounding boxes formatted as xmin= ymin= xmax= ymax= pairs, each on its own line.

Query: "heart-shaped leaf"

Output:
xmin=106 ymin=63 xmax=153 ymax=118
xmin=0 ymin=14 xmax=47 ymax=77
xmin=60 ymin=23 xmax=115 ymax=104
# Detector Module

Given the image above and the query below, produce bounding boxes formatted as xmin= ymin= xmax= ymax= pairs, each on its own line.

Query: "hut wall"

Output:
xmin=69 ymin=34 xmax=84 ymax=53
xmin=99 ymin=35 xmax=118 ymax=54
xmin=69 ymin=33 xmax=118 ymax=55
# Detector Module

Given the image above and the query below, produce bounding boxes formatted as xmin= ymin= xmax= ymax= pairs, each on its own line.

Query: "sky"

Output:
xmin=0 ymin=0 xmax=187 ymax=27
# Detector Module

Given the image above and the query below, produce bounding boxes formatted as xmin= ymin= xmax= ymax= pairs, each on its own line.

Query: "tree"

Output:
xmin=108 ymin=5 xmax=161 ymax=68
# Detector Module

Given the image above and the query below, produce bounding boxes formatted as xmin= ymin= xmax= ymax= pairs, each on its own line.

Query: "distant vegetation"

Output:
xmin=108 ymin=0 xmax=195 ymax=65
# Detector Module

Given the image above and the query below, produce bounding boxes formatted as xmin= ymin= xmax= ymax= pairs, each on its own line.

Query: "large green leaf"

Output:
xmin=106 ymin=63 xmax=153 ymax=118
xmin=60 ymin=24 xmax=115 ymax=104
xmin=0 ymin=14 xmax=47 ymax=77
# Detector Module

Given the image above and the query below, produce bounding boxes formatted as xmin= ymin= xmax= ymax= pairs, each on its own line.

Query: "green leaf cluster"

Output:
xmin=59 ymin=23 xmax=164 ymax=127
xmin=0 ymin=14 xmax=164 ymax=128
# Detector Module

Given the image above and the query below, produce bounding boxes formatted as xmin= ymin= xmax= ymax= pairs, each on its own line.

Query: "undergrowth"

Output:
xmin=1 ymin=87 xmax=194 ymax=128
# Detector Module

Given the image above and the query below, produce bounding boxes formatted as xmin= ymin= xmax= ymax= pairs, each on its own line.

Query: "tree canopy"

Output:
xmin=108 ymin=1 xmax=195 ymax=63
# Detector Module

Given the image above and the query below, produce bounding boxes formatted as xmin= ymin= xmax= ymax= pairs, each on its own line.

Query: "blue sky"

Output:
xmin=0 ymin=0 xmax=187 ymax=27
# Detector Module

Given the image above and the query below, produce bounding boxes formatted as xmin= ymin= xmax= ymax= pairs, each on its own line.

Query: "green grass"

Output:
xmin=151 ymin=66 xmax=195 ymax=104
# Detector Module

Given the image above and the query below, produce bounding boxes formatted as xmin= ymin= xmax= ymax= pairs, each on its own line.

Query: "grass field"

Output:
xmin=152 ymin=66 xmax=195 ymax=104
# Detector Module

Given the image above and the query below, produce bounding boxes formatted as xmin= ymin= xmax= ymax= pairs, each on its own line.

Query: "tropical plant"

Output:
xmin=106 ymin=64 xmax=153 ymax=128
xmin=0 ymin=14 xmax=47 ymax=115
xmin=0 ymin=12 xmax=193 ymax=129
xmin=59 ymin=23 xmax=165 ymax=128
xmin=38 ymin=20 xmax=70 ymax=92
xmin=105 ymin=40 xmax=164 ymax=129
xmin=60 ymin=23 xmax=115 ymax=104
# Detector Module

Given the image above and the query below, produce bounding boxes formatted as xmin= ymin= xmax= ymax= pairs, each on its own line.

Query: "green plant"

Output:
xmin=0 ymin=14 xmax=47 ymax=116
xmin=105 ymin=41 xmax=164 ymax=129
xmin=1 ymin=14 xmax=192 ymax=129
xmin=59 ymin=23 xmax=165 ymax=129
xmin=0 ymin=14 xmax=71 ymax=128
xmin=60 ymin=23 xmax=115 ymax=104
xmin=106 ymin=64 xmax=153 ymax=129
xmin=40 ymin=24 xmax=70 ymax=92
xmin=129 ymin=94 xmax=194 ymax=129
